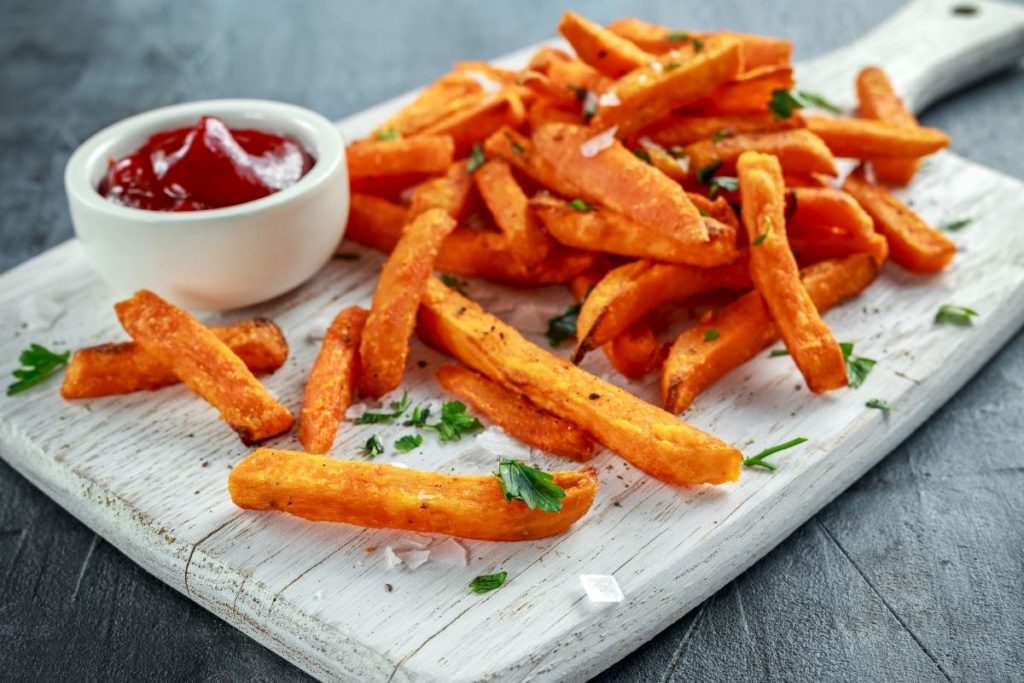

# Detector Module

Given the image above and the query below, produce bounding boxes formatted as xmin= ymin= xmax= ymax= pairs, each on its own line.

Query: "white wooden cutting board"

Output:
xmin=2 ymin=1 xmax=1024 ymax=681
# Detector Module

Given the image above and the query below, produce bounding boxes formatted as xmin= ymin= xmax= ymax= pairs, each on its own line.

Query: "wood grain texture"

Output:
xmin=2 ymin=1 xmax=1024 ymax=681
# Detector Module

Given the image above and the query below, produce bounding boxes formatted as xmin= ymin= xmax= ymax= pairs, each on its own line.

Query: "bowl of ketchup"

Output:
xmin=65 ymin=99 xmax=348 ymax=310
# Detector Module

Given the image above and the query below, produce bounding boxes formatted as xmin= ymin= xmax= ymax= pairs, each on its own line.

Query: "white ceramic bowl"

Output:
xmin=64 ymin=99 xmax=348 ymax=310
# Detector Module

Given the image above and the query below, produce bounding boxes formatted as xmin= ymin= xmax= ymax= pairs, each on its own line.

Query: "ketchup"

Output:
xmin=98 ymin=116 xmax=315 ymax=211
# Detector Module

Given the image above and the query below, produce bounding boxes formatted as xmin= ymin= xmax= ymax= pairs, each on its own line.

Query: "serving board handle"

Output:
xmin=796 ymin=0 xmax=1024 ymax=114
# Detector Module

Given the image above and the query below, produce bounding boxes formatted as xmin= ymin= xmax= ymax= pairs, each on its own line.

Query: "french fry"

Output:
xmin=591 ymin=35 xmax=743 ymax=136
xmin=547 ymin=58 xmax=613 ymax=95
xmin=61 ymin=319 xmax=288 ymax=400
xmin=421 ymin=90 xmax=526 ymax=156
xmin=298 ymin=307 xmax=368 ymax=454
xmin=644 ymin=112 xmax=803 ymax=147
xmin=662 ymin=253 xmax=879 ymax=412
xmin=686 ymin=129 xmax=838 ymax=178
xmin=843 ymin=168 xmax=956 ymax=272
xmin=346 ymin=136 xmax=455 ymax=178
xmin=376 ymin=74 xmax=484 ymax=136
xmin=360 ymin=209 xmax=457 ymax=398
xmin=475 ymin=158 xmax=552 ymax=267
xmin=574 ymin=260 xmax=749 ymax=361
xmin=417 ymin=277 xmax=743 ymax=486
xmin=436 ymin=365 xmax=596 ymax=462
xmin=114 ymin=290 xmax=293 ymax=444
xmin=484 ymin=127 xmax=583 ymax=197
xmin=344 ymin=193 xmax=409 ymax=252
xmin=526 ymin=98 xmax=582 ymax=130
xmin=532 ymin=123 xmax=708 ymax=243
xmin=350 ymin=173 xmax=429 ymax=200
xmin=789 ymin=188 xmax=888 ymax=264
xmin=738 ymin=151 xmax=847 ymax=392
xmin=229 ymin=448 xmax=598 ymax=541
xmin=856 ymin=66 xmax=919 ymax=185
xmin=558 ymin=11 xmax=653 ymax=78
xmin=531 ymin=196 xmax=739 ymax=266
xmin=527 ymin=46 xmax=573 ymax=73
xmin=607 ymin=19 xmax=792 ymax=69
xmin=408 ymin=161 xmax=476 ymax=220
xmin=687 ymin=66 xmax=795 ymax=116
xmin=804 ymin=115 xmax=950 ymax=159
xmin=603 ymin=322 xmax=668 ymax=378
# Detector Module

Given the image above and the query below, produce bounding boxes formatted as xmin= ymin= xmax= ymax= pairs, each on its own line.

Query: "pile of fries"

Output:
xmin=60 ymin=13 xmax=959 ymax=542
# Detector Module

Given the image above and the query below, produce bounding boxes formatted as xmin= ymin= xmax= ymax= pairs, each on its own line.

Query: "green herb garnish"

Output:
xmin=711 ymin=127 xmax=735 ymax=144
xmin=405 ymin=405 xmax=431 ymax=428
xmin=743 ymin=437 xmax=808 ymax=471
xmin=504 ymin=130 xmax=524 ymax=155
xmin=696 ymin=160 xmax=723 ymax=184
xmin=939 ymin=218 xmax=971 ymax=232
xmin=7 ymin=344 xmax=69 ymax=396
xmin=355 ymin=391 xmax=411 ymax=424
xmin=795 ymin=90 xmax=842 ymax=114
xmin=840 ymin=342 xmax=876 ymax=389
xmin=665 ymin=32 xmax=703 ymax=51
xmin=362 ymin=434 xmax=385 ymax=458
xmin=467 ymin=143 xmax=487 ymax=173
xmin=704 ymin=328 xmax=720 ymax=342
xmin=866 ymin=398 xmax=894 ymax=413
xmin=546 ymin=302 xmax=581 ymax=346
xmin=663 ymin=62 xmax=682 ymax=73
xmin=440 ymin=273 xmax=468 ymax=294
xmin=568 ymin=198 xmax=594 ymax=212
xmin=752 ymin=216 xmax=773 ymax=246
xmin=427 ymin=401 xmax=482 ymax=442
xmin=633 ymin=148 xmax=653 ymax=164
xmin=394 ymin=434 xmax=423 ymax=453
xmin=769 ymin=89 xmax=842 ymax=119
xmin=494 ymin=458 xmax=566 ymax=512
xmin=469 ymin=571 xmax=508 ymax=594
xmin=935 ymin=304 xmax=978 ymax=326
xmin=769 ymin=348 xmax=789 ymax=357
xmin=376 ymin=127 xmax=400 ymax=141
xmin=708 ymin=175 xmax=738 ymax=198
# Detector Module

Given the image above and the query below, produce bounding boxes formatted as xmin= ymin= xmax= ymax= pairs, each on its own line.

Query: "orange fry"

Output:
xmin=789 ymin=188 xmax=888 ymax=264
xmin=421 ymin=90 xmax=526 ymax=156
xmin=644 ymin=112 xmax=802 ymax=147
xmin=298 ymin=307 xmax=368 ymax=454
xmin=437 ymin=365 xmax=596 ymax=462
xmin=360 ymin=209 xmax=457 ymax=399
xmin=738 ymin=151 xmax=847 ymax=392
xmin=376 ymin=74 xmax=485 ymax=136
xmin=61 ymin=319 xmax=288 ymax=400
xmin=603 ymin=322 xmax=668 ymax=379
xmin=408 ymin=160 xmax=476 ymax=220
xmin=558 ymin=11 xmax=653 ymax=78
xmin=662 ymin=254 xmax=879 ymax=412
xmin=114 ymin=290 xmax=293 ymax=444
xmin=418 ymin=277 xmax=742 ymax=486
xmin=686 ymin=129 xmax=838 ymax=178
xmin=532 ymin=123 xmax=707 ymax=243
xmin=687 ymin=66 xmax=795 ymax=116
xmin=475 ymin=158 xmax=552 ymax=267
xmin=484 ymin=127 xmax=582 ymax=197
xmin=229 ymin=448 xmax=598 ymax=541
xmin=607 ymin=19 xmax=792 ymax=69
xmin=843 ymin=168 xmax=956 ymax=273
xmin=804 ymin=115 xmax=950 ymax=159
xmin=346 ymin=136 xmax=455 ymax=178
xmin=856 ymin=66 xmax=920 ymax=185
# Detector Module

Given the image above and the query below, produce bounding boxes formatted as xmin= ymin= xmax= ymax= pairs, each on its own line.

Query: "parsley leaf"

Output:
xmin=939 ymin=218 xmax=971 ymax=232
xmin=405 ymin=405 xmax=431 ymax=428
xmin=708 ymin=175 xmax=738 ymax=198
xmin=743 ymin=437 xmax=808 ymax=471
xmin=711 ymin=127 xmax=735 ymax=144
xmin=427 ymin=401 xmax=482 ymax=442
xmin=840 ymin=342 xmax=876 ymax=389
xmin=568 ymin=198 xmax=594 ymax=212
xmin=469 ymin=571 xmax=508 ymax=594
xmin=795 ymin=90 xmax=842 ymax=114
xmin=663 ymin=62 xmax=682 ymax=73
xmin=769 ymin=89 xmax=804 ymax=119
xmin=440 ymin=273 xmax=468 ymax=294
xmin=704 ymin=328 xmax=720 ymax=342
xmin=666 ymin=32 xmax=703 ymax=51
xmin=467 ymin=143 xmax=487 ymax=173
xmin=504 ymin=130 xmax=524 ymax=155
xmin=394 ymin=434 xmax=423 ymax=453
xmin=376 ymin=127 xmax=400 ymax=141
xmin=696 ymin=160 xmax=723 ymax=184
xmin=935 ymin=304 xmax=978 ymax=326
xmin=361 ymin=434 xmax=384 ymax=459
xmin=494 ymin=458 xmax=566 ymax=512
xmin=546 ymin=303 xmax=581 ymax=346
xmin=7 ymin=344 xmax=69 ymax=396
xmin=580 ymin=90 xmax=598 ymax=123
xmin=866 ymin=398 xmax=894 ymax=413
xmin=752 ymin=216 xmax=773 ymax=246
xmin=633 ymin=148 xmax=653 ymax=164
xmin=355 ymin=391 xmax=411 ymax=424
xmin=769 ymin=348 xmax=789 ymax=357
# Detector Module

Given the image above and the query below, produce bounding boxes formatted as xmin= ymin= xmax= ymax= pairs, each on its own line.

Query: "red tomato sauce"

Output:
xmin=98 ymin=116 xmax=315 ymax=211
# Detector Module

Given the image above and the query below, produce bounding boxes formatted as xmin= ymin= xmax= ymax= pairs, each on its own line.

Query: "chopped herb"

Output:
xmin=866 ymin=398 xmax=894 ymax=413
xmin=692 ymin=37 xmax=705 ymax=52
xmin=504 ymin=130 xmax=524 ymax=155
xmin=376 ymin=127 xmax=400 ymax=141
xmin=743 ymin=437 xmax=808 ymax=471
xmin=581 ymin=90 xmax=598 ymax=122
xmin=663 ymin=62 xmax=682 ymax=73
xmin=361 ymin=434 xmax=385 ymax=458
xmin=355 ymin=391 xmax=411 ymax=424
xmin=840 ymin=342 xmax=876 ymax=389
xmin=405 ymin=405 xmax=431 ymax=428
xmin=427 ymin=401 xmax=482 ymax=442
xmin=570 ymin=85 xmax=588 ymax=102
xmin=467 ymin=143 xmax=487 ymax=173
xmin=770 ymin=89 xmax=842 ymax=119
xmin=568 ymin=198 xmax=594 ymax=212
xmin=769 ymin=348 xmax=790 ymax=357
xmin=752 ymin=216 xmax=773 ymax=246
xmin=935 ymin=304 xmax=978 ymax=326
xmin=697 ymin=207 xmax=710 ymax=217
xmin=708 ymin=175 xmax=738 ymax=198
xmin=696 ymin=160 xmax=723 ymax=184
xmin=7 ymin=344 xmax=69 ymax=396
xmin=440 ymin=273 xmax=468 ymax=294
xmin=469 ymin=571 xmax=508 ymax=594
xmin=394 ymin=434 xmax=423 ymax=453
xmin=546 ymin=302 xmax=581 ymax=346
xmin=494 ymin=458 xmax=565 ymax=512
xmin=796 ymin=90 xmax=842 ymax=114
xmin=711 ymin=127 xmax=735 ymax=144
xmin=939 ymin=218 xmax=972 ymax=232
xmin=633 ymin=148 xmax=653 ymax=164
xmin=704 ymin=328 xmax=720 ymax=342
xmin=666 ymin=32 xmax=703 ymax=51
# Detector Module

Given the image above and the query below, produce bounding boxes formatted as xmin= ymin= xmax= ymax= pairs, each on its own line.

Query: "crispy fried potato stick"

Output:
xmin=421 ymin=90 xmax=526 ymax=156
xmin=360 ymin=209 xmax=457 ymax=399
xmin=686 ymin=129 xmax=838 ymax=177
xmin=662 ymin=254 xmax=878 ymax=412
xmin=603 ymin=323 xmax=668 ymax=379
xmin=408 ymin=161 xmax=476 ymax=220
xmin=475 ymin=158 xmax=552 ymax=267
xmin=688 ymin=66 xmax=795 ymax=116
xmin=843 ymin=168 xmax=956 ymax=273
xmin=607 ymin=18 xmax=792 ymax=69
xmin=437 ymin=365 xmax=596 ymax=462
xmin=418 ymin=277 xmax=742 ymax=485
xmin=558 ymin=11 xmax=653 ymax=78
xmin=229 ymin=448 xmax=598 ymax=541
xmin=645 ymin=112 xmax=802 ymax=147
xmin=299 ymin=307 xmax=368 ymax=454
xmin=804 ymin=115 xmax=949 ymax=159
xmin=738 ymin=151 xmax=847 ymax=393
xmin=376 ymin=74 xmax=484 ymax=136
xmin=532 ymin=123 xmax=707 ymax=243
xmin=856 ymin=66 xmax=920 ymax=185
xmin=61 ymin=319 xmax=288 ymax=400
xmin=346 ymin=136 xmax=455 ymax=178
xmin=114 ymin=290 xmax=293 ymax=444
xmin=789 ymin=188 xmax=888 ymax=264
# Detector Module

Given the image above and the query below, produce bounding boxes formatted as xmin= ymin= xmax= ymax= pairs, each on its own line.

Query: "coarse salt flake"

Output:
xmin=597 ymin=92 xmax=621 ymax=107
xmin=384 ymin=546 xmax=403 ymax=568
xmin=464 ymin=70 xmax=502 ymax=93
xmin=395 ymin=548 xmax=430 ymax=570
xmin=580 ymin=126 xmax=618 ymax=158
xmin=580 ymin=574 xmax=624 ymax=603
xmin=429 ymin=538 xmax=468 ymax=566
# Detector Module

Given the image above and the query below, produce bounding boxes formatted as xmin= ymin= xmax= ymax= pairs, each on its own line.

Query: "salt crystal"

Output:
xmin=580 ymin=126 xmax=618 ymax=158
xmin=675 ymin=156 xmax=691 ymax=174
xmin=580 ymin=574 xmax=624 ymax=603
xmin=476 ymin=427 xmax=532 ymax=459
xmin=345 ymin=403 xmax=369 ymax=420
xmin=429 ymin=538 xmax=468 ymax=566
xmin=650 ymin=61 xmax=663 ymax=74
xmin=597 ymin=91 xmax=620 ymax=107
xmin=396 ymin=548 xmax=430 ymax=570
xmin=384 ymin=546 xmax=403 ymax=568
xmin=313 ymin=589 xmax=324 ymax=600
xmin=463 ymin=69 xmax=502 ymax=93
xmin=306 ymin=312 xmax=335 ymax=343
